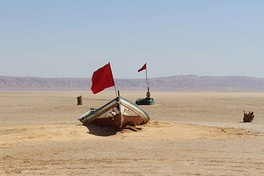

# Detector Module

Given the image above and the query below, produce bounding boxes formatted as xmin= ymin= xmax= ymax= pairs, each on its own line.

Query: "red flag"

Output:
xmin=138 ymin=63 xmax=147 ymax=72
xmin=91 ymin=63 xmax=115 ymax=94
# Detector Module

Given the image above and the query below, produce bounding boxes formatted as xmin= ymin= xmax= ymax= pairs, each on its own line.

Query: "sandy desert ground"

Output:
xmin=1 ymin=91 xmax=264 ymax=175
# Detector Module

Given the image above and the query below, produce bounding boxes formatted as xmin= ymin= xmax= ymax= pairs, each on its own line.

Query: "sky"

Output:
xmin=1 ymin=0 xmax=264 ymax=79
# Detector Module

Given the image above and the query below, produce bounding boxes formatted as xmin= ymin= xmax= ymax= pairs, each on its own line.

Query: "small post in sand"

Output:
xmin=77 ymin=96 xmax=82 ymax=105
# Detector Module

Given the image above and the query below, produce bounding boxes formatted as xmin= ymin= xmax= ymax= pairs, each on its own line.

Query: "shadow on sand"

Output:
xmin=82 ymin=123 xmax=142 ymax=137
xmin=82 ymin=123 xmax=120 ymax=136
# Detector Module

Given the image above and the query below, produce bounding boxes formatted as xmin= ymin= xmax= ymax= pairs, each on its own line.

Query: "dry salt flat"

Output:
xmin=1 ymin=91 xmax=264 ymax=175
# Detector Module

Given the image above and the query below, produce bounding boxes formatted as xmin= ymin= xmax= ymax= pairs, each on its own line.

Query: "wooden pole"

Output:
xmin=145 ymin=64 xmax=149 ymax=90
xmin=145 ymin=63 xmax=150 ymax=97
xmin=146 ymin=87 xmax=150 ymax=98
xmin=77 ymin=96 xmax=82 ymax=105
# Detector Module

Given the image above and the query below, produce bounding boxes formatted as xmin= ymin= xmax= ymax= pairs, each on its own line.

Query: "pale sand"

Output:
xmin=1 ymin=91 xmax=264 ymax=175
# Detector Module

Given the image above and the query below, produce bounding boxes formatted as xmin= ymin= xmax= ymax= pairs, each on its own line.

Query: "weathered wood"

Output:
xmin=243 ymin=111 xmax=254 ymax=122
xmin=77 ymin=96 xmax=82 ymax=105
xmin=146 ymin=87 xmax=151 ymax=98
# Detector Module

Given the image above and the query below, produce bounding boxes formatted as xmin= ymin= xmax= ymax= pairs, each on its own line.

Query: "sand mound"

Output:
xmin=1 ymin=121 xmax=255 ymax=149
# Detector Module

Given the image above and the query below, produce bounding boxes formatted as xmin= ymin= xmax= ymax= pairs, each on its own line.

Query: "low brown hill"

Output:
xmin=1 ymin=75 xmax=264 ymax=91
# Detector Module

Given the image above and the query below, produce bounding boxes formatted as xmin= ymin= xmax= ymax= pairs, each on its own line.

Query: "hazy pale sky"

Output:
xmin=1 ymin=0 xmax=264 ymax=79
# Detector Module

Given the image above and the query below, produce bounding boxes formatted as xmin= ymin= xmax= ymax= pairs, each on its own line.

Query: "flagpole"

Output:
xmin=145 ymin=64 xmax=151 ymax=98
xmin=109 ymin=61 xmax=118 ymax=97
xmin=114 ymin=85 xmax=118 ymax=97
xmin=145 ymin=65 xmax=148 ymax=90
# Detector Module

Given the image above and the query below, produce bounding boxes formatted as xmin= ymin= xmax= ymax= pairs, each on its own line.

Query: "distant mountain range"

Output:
xmin=1 ymin=75 xmax=264 ymax=91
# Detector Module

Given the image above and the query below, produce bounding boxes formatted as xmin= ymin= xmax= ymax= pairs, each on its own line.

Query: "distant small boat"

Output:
xmin=136 ymin=63 xmax=155 ymax=105
xmin=136 ymin=88 xmax=155 ymax=105
xmin=79 ymin=96 xmax=150 ymax=128
xmin=136 ymin=97 xmax=155 ymax=105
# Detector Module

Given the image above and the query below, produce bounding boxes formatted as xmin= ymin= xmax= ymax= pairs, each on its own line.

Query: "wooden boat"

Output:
xmin=79 ymin=96 xmax=150 ymax=128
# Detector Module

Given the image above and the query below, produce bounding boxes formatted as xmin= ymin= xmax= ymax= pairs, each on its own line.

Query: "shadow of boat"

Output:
xmin=83 ymin=123 xmax=119 ymax=136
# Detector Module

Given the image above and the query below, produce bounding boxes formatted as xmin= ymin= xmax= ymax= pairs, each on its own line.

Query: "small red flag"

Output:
xmin=91 ymin=63 xmax=115 ymax=94
xmin=138 ymin=63 xmax=147 ymax=72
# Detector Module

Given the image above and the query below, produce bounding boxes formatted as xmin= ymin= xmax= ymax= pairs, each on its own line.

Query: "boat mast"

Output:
xmin=145 ymin=63 xmax=150 ymax=98
xmin=146 ymin=64 xmax=148 ymax=90
xmin=108 ymin=61 xmax=118 ymax=97
xmin=114 ymin=85 xmax=118 ymax=97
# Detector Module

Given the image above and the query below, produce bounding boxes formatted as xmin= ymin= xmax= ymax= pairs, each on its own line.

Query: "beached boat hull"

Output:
xmin=136 ymin=97 xmax=155 ymax=105
xmin=79 ymin=96 xmax=150 ymax=128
